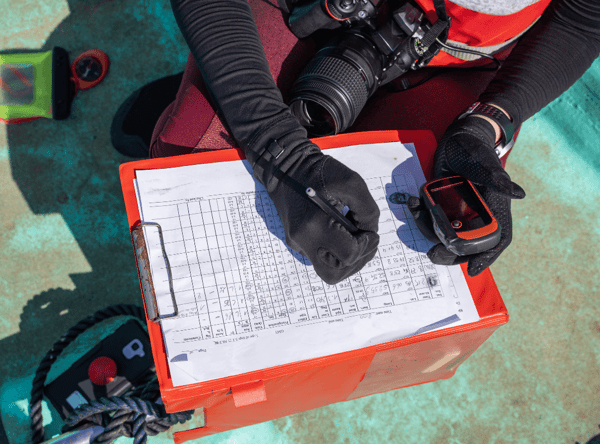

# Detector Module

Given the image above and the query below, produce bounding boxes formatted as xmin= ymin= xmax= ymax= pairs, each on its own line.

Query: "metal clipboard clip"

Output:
xmin=131 ymin=222 xmax=178 ymax=322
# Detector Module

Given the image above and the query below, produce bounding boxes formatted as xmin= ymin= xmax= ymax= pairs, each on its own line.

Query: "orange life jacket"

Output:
xmin=413 ymin=0 xmax=554 ymax=66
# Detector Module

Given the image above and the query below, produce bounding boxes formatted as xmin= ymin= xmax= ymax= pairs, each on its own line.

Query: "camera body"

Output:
xmin=287 ymin=0 xmax=441 ymax=136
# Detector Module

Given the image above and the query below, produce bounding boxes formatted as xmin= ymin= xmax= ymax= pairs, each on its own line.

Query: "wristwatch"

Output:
xmin=457 ymin=102 xmax=515 ymax=158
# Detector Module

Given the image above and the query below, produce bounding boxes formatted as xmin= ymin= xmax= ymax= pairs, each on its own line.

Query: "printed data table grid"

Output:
xmin=146 ymin=173 xmax=452 ymax=340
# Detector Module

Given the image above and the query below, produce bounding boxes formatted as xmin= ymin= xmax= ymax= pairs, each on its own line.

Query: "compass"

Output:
xmin=70 ymin=49 xmax=110 ymax=92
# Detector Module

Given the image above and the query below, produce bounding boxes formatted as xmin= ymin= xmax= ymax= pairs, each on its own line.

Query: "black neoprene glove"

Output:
xmin=249 ymin=127 xmax=380 ymax=285
xmin=408 ymin=116 xmax=526 ymax=277
xmin=273 ymin=153 xmax=380 ymax=284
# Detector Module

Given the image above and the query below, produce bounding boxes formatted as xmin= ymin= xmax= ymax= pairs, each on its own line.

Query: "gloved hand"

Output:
xmin=244 ymin=114 xmax=379 ymax=285
xmin=269 ymin=151 xmax=380 ymax=285
xmin=408 ymin=116 xmax=526 ymax=277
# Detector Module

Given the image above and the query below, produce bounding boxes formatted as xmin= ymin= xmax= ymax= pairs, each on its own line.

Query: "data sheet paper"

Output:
xmin=134 ymin=141 xmax=480 ymax=386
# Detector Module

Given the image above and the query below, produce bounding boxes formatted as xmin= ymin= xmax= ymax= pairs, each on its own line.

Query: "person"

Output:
xmin=111 ymin=0 xmax=600 ymax=285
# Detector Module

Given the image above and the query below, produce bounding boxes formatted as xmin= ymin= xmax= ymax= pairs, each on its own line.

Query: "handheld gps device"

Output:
xmin=419 ymin=176 xmax=501 ymax=256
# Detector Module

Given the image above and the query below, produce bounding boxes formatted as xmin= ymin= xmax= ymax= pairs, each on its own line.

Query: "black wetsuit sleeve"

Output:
xmin=169 ymin=0 xmax=313 ymax=169
xmin=478 ymin=0 xmax=600 ymax=129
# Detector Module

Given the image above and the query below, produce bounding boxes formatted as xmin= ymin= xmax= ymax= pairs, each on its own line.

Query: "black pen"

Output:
xmin=305 ymin=187 xmax=359 ymax=233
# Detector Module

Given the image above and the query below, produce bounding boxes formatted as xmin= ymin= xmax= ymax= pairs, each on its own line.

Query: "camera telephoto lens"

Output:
xmin=304 ymin=101 xmax=338 ymax=136
xmin=288 ymin=31 xmax=383 ymax=137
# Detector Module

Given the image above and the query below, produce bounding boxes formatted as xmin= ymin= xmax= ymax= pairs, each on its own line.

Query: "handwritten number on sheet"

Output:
xmin=155 ymin=173 xmax=450 ymax=339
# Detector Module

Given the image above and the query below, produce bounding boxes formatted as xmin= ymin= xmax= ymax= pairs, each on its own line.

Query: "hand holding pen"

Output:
xmin=268 ymin=153 xmax=380 ymax=285
xmin=305 ymin=187 xmax=359 ymax=233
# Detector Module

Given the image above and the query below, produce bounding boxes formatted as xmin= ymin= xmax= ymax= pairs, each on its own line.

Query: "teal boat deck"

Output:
xmin=1 ymin=0 xmax=599 ymax=443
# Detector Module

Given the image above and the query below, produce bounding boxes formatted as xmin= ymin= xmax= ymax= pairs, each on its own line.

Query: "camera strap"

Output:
xmin=432 ymin=0 xmax=449 ymax=21
xmin=414 ymin=0 xmax=451 ymax=68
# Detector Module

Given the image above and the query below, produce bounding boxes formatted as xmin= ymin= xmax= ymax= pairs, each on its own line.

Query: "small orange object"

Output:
xmin=70 ymin=49 xmax=110 ymax=91
xmin=88 ymin=356 xmax=117 ymax=386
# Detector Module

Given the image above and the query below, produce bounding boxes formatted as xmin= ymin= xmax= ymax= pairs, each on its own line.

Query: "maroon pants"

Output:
xmin=149 ymin=0 xmax=515 ymax=168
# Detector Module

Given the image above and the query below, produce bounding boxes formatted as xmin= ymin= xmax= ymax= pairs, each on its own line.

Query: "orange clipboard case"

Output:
xmin=119 ymin=130 xmax=508 ymax=443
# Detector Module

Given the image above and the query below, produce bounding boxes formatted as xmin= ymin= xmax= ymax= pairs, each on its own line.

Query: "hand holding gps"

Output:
xmin=411 ymin=105 xmax=527 ymax=276
xmin=418 ymin=176 xmax=501 ymax=256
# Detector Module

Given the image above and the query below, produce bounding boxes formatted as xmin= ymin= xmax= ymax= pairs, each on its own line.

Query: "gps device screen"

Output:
xmin=428 ymin=180 xmax=492 ymax=232
xmin=419 ymin=176 xmax=501 ymax=256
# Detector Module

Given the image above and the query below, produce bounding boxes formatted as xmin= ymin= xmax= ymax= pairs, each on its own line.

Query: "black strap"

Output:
xmin=417 ymin=0 xmax=451 ymax=68
xmin=434 ymin=0 xmax=450 ymax=44
xmin=421 ymin=17 xmax=450 ymax=49
xmin=433 ymin=0 xmax=448 ymax=21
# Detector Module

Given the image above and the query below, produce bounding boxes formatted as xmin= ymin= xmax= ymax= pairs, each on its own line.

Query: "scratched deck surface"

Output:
xmin=1 ymin=0 xmax=600 ymax=443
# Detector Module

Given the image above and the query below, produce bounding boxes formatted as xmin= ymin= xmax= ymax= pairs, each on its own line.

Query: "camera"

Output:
xmin=286 ymin=0 xmax=449 ymax=136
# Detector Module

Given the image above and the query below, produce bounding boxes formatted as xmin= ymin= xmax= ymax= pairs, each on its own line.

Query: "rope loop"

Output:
xmin=29 ymin=304 xmax=194 ymax=444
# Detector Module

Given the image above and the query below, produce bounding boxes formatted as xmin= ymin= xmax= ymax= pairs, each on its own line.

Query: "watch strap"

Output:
xmin=457 ymin=102 xmax=515 ymax=156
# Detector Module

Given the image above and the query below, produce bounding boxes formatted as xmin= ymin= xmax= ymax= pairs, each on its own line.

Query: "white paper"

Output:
xmin=134 ymin=141 xmax=480 ymax=386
